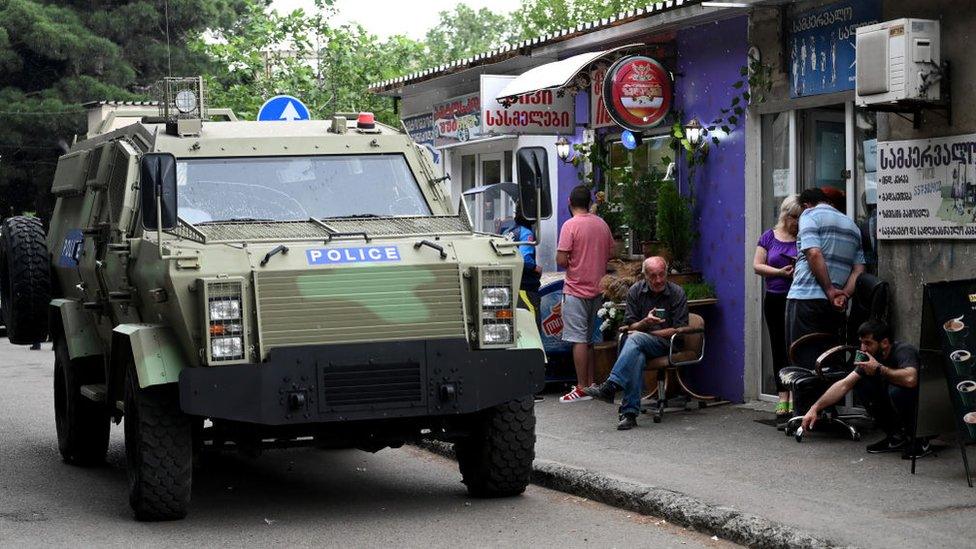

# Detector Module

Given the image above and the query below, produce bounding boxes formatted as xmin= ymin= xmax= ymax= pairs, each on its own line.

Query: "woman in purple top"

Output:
xmin=753 ymin=195 xmax=802 ymax=423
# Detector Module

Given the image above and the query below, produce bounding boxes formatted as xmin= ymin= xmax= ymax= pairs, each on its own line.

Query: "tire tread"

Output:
xmin=455 ymin=397 xmax=535 ymax=497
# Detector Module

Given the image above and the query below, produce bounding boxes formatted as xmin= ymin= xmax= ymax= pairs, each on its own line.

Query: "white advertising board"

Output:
xmin=877 ymin=133 xmax=976 ymax=239
xmin=480 ymin=75 xmax=574 ymax=135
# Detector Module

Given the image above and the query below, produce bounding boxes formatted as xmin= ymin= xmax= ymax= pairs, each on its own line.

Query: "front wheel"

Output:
xmin=455 ymin=397 xmax=535 ymax=497
xmin=124 ymin=362 xmax=192 ymax=521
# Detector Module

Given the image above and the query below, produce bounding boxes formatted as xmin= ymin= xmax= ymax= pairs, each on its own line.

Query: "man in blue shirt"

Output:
xmin=786 ymin=188 xmax=865 ymax=348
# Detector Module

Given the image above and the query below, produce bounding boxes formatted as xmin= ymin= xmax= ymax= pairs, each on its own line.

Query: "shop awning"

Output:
xmin=495 ymin=43 xmax=643 ymax=103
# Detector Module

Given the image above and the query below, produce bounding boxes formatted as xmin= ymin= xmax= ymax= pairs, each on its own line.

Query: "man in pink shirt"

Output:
xmin=557 ymin=185 xmax=615 ymax=403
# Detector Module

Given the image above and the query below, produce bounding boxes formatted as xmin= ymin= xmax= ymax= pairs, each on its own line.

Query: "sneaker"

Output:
xmin=866 ymin=435 xmax=908 ymax=454
xmin=901 ymin=438 xmax=935 ymax=460
xmin=558 ymin=386 xmax=592 ymax=403
xmin=582 ymin=380 xmax=620 ymax=403
xmin=533 ymin=394 xmax=545 ymax=402
xmin=617 ymin=413 xmax=638 ymax=430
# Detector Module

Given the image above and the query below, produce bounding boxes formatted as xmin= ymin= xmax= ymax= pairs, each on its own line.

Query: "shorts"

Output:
xmin=561 ymin=294 xmax=603 ymax=344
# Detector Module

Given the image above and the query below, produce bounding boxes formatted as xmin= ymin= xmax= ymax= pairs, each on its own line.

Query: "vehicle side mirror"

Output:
xmin=140 ymin=153 xmax=178 ymax=230
xmin=516 ymin=147 xmax=552 ymax=221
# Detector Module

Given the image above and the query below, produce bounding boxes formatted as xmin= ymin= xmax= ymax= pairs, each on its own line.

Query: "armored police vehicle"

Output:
xmin=0 ymin=78 xmax=550 ymax=520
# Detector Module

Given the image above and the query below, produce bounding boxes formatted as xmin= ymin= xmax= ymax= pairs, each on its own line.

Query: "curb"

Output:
xmin=418 ymin=440 xmax=849 ymax=549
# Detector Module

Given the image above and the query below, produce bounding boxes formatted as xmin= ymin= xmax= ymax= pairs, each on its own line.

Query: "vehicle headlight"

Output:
xmin=475 ymin=268 xmax=515 ymax=348
xmin=211 ymin=336 xmax=243 ymax=359
xmin=202 ymin=278 xmax=248 ymax=363
xmin=209 ymin=298 xmax=241 ymax=320
xmin=481 ymin=286 xmax=511 ymax=307
xmin=482 ymin=323 xmax=512 ymax=344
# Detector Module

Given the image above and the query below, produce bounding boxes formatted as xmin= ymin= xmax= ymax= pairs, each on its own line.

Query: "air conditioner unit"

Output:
xmin=855 ymin=19 xmax=941 ymax=106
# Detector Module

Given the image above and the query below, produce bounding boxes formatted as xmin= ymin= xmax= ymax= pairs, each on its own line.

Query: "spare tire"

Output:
xmin=0 ymin=216 xmax=51 ymax=344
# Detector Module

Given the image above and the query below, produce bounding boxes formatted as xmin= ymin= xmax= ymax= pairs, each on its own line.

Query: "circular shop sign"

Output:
xmin=602 ymin=55 xmax=673 ymax=131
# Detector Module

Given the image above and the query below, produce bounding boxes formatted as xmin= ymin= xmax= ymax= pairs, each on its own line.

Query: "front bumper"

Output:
xmin=178 ymin=338 xmax=545 ymax=425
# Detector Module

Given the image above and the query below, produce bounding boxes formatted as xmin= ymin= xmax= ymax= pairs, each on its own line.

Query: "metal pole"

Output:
xmin=157 ymin=188 xmax=164 ymax=259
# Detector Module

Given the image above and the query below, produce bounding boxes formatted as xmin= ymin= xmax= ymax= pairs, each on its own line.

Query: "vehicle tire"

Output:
xmin=124 ymin=361 xmax=192 ymax=521
xmin=0 ymin=216 xmax=50 ymax=345
xmin=54 ymin=337 xmax=109 ymax=465
xmin=455 ymin=396 xmax=535 ymax=497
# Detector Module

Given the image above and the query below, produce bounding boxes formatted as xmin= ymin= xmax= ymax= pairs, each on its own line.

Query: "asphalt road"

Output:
xmin=0 ymin=341 xmax=737 ymax=548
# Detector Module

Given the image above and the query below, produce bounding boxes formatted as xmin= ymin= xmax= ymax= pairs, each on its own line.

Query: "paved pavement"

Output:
xmin=534 ymin=390 xmax=976 ymax=549
xmin=0 ymin=341 xmax=736 ymax=548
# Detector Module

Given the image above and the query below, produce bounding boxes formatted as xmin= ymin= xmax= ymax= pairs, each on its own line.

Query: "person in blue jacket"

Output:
xmin=507 ymin=202 xmax=542 ymax=326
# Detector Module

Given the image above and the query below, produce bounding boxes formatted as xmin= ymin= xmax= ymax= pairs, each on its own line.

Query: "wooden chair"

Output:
xmin=635 ymin=313 xmax=714 ymax=423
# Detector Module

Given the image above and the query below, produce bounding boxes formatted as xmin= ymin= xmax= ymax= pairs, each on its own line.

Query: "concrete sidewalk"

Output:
xmin=531 ymin=396 xmax=975 ymax=549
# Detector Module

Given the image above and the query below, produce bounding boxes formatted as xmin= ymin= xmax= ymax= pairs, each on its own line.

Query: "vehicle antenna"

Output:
xmin=164 ymin=0 xmax=173 ymax=76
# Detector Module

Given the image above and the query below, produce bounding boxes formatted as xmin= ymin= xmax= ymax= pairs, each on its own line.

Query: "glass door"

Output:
xmin=759 ymin=111 xmax=795 ymax=398
xmin=800 ymin=106 xmax=847 ymax=210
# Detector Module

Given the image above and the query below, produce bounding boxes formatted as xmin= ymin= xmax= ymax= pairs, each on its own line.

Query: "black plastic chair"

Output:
xmin=780 ymin=273 xmax=888 ymax=442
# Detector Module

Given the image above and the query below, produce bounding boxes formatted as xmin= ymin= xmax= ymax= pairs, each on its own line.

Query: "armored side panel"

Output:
xmin=113 ymin=324 xmax=186 ymax=388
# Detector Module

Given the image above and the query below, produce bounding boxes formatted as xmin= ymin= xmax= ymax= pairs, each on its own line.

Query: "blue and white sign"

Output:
xmin=58 ymin=229 xmax=84 ymax=268
xmin=790 ymin=0 xmax=881 ymax=98
xmin=306 ymin=246 xmax=401 ymax=265
xmin=257 ymin=95 xmax=311 ymax=121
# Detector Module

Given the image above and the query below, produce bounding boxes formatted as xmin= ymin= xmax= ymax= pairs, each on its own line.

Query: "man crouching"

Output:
xmin=584 ymin=256 xmax=689 ymax=430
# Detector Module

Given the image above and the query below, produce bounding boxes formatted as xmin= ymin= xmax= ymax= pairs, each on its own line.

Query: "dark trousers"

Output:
xmin=518 ymin=289 xmax=541 ymax=328
xmin=763 ymin=292 xmax=788 ymax=392
xmin=785 ymin=298 xmax=845 ymax=351
xmin=854 ymin=374 xmax=918 ymax=438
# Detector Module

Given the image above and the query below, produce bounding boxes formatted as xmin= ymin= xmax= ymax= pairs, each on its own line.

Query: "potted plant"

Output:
xmin=617 ymin=168 xmax=664 ymax=259
xmin=593 ymin=192 xmax=628 ymax=258
xmin=655 ymin=179 xmax=696 ymax=276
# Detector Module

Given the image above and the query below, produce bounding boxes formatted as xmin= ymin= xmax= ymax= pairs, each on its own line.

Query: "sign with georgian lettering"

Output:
xmin=603 ymin=55 xmax=672 ymax=131
xmin=480 ymin=75 xmax=574 ymax=135
xmin=590 ymin=66 xmax=614 ymax=129
xmin=877 ymin=133 xmax=976 ymax=239
xmin=433 ymin=94 xmax=485 ymax=147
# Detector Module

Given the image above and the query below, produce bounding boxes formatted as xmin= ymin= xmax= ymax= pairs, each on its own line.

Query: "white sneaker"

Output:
xmin=558 ymin=386 xmax=593 ymax=403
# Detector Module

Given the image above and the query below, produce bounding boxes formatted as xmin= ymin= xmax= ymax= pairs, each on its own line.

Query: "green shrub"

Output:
xmin=681 ymin=281 xmax=716 ymax=301
xmin=655 ymin=180 xmax=695 ymax=271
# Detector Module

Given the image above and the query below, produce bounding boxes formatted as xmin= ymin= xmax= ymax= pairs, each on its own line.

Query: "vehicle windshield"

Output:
xmin=176 ymin=154 xmax=431 ymax=223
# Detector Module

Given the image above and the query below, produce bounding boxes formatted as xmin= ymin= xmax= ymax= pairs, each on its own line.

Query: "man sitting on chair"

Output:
xmin=583 ymin=256 xmax=688 ymax=430
xmin=800 ymin=319 xmax=930 ymax=458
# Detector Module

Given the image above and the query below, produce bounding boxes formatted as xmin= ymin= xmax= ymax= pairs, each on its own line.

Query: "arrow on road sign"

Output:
xmin=279 ymin=101 xmax=301 ymax=121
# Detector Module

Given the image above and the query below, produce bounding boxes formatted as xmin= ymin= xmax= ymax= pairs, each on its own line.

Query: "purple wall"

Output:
xmin=675 ymin=16 xmax=748 ymax=402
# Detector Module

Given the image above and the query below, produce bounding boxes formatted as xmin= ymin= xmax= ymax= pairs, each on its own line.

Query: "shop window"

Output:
xmin=603 ymin=134 xmax=674 ymax=254
xmin=760 ymin=112 xmax=792 ymax=232
xmin=461 ymin=154 xmax=476 ymax=192
xmin=504 ymin=150 xmax=513 ymax=182
xmin=606 ymin=135 xmax=674 ymax=194
xmin=854 ymin=108 xmax=878 ymax=273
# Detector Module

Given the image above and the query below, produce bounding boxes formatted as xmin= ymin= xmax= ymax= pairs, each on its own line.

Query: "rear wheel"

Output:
xmin=124 ymin=362 xmax=192 ymax=521
xmin=53 ymin=337 xmax=109 ymax=466
xmin=0 ymin=216 xmax=50 ymax=344
xmin=455 ymin=396 xmax=535 ymax=497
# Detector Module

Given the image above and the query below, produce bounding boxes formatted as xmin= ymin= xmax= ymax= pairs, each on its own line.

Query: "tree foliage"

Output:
xmin=511 ymin=0 xmax=653 ymax=39
xmin=200 ymin=1 xmax=427 ymax=124
xmin=424 ymin=5 xmax=513 ymax=66
xmin=0 ymin=0 xmax=247 ymax=219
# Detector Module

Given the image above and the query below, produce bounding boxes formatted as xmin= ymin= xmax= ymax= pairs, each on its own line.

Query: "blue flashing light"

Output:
xmin=621 ymin=130 xmax=643 ymax=150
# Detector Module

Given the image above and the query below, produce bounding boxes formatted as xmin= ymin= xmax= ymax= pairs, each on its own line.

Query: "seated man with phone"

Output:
xmin=800 ymin=319 xmax=930 ymax=458
xmin=583 ymin=256 xmax=688 ymax=430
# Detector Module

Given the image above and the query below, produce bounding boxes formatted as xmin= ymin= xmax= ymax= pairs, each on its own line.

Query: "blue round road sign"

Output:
xmin=256 ymin=95 xmax=310 ymax=121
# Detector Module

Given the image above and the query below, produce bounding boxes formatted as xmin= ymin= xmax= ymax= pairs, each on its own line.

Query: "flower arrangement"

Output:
xmin=597 ymin=301 xmax=625 ymax=334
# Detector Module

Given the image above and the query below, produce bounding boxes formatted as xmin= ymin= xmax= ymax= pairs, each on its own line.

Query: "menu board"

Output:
xmin=921 ymin=280 xmax=976 ymax=444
